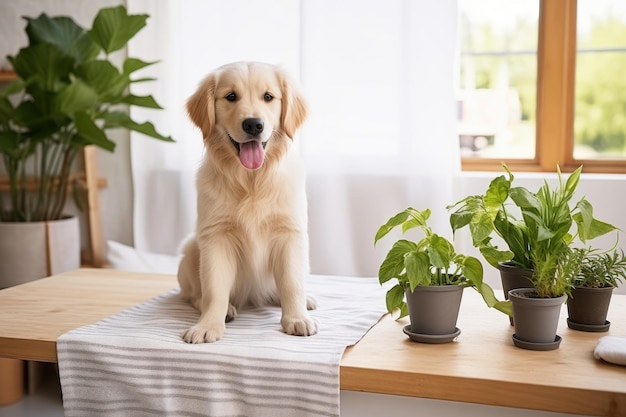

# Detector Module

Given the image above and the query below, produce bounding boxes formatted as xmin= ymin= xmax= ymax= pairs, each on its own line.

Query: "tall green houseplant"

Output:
xmin=0 ymin=6 xmax=173 ymax=222
xmin=448 ymin=164 xmax=618 ymax=298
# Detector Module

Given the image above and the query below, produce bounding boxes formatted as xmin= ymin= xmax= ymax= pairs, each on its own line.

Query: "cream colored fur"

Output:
xmin=178 ymin=62 xmax=317 ymax=343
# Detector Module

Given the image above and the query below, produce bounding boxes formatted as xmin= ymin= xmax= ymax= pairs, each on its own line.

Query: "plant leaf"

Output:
xmin=479 ymin=245 xmax=514 ymax=268
xmin=13 ymin=100 xmax=57 ymax=131
xmin=574 ymin=213 xmax=618 ymax=242
xmin=90 ymin=6 xmax=148 ymax=54
xmin=0 ymin=79 xmax=27 ymax=98
xmin=471 ymin=282 xmax=512 ymax=316
xmin=74 ymin=111 xmax=115 ymax=151
xmin=405 ymin=251 xmax=430 ymax=291
xmin=24 ymin=14 xmax=100 ymax=63
xmin=402 ymin=207 xmax=430 ymax=234
xmin=469 ymin=211 xmax=495 ymax=244
xmin=374 ymin=209 xmax=410 ymax=245
xmin=9 ymin=44 xmax=74 ymax=90
xmin=483 ymin=174 xmax=510 ymax=210
xmin=121 ymin=94 xmax=163 ymax=109
xmin=0 ymin=97 xmax=13 ymax=121
xmin=573 ymin=199 xmax=618 ymax=242
xmin=0 ymin=131 xmax=21 ymax=156
xmin=55 ymin=79 xmax=98 ymax=115
xmin=123 ymin=57 xmax=158 ymax=75
xmin=459 ymin=255 xmax=483 ymax=286
xmin=427 ymin=234 xmax=453 ymax=269
xmin=510 ymin=186 xmax=541 ymax=210
xmin=76 ymin=60 xmax=129 ymax=102
xmin=385 ymin=284 xmax=406 ymax=315
xmin=102 ymin=111 xmax=174 ymax=142
xmin=493 ymin=300 xmax=513 ymax=316
xmin=448 ymin=204 xmax=474 ymax=232
xmin=563 ymin=165 xmax=582 ymax=201
xmin=378 ymin=239 xmax=416 ymax=284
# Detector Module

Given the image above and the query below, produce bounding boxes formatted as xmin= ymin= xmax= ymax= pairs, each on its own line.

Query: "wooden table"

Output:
xmin=0 ymin=269 xmax=625 ymax=416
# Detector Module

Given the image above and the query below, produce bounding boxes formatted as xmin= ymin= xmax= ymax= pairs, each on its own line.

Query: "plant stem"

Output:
xmin=18 ymin=147 xmax=29 ymax=221
xmin=35 ymin=139 xmax=50 ymax=221
xmin=51 ymin=145 xmax=76 ymax=220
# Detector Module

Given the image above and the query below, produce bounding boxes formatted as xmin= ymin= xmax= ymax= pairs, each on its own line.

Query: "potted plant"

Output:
xmin=448 ymin=164 xmax=618 ymax=350
xmin=567 ymin=246 xmax=626 ymax=332
xmin=0 ymin=6 xmax=173 ymax=288
xmin=374 ymin=207 xmax=511 ymax=344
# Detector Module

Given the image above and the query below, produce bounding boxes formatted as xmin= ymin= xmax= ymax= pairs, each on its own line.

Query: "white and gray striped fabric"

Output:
xmin=57 ymin=275 xmax=386 ymax=417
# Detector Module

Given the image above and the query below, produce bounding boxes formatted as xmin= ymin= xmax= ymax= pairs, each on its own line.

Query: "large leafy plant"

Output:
xmin=0 ymin=6 xmax=173 ymax=222
xmin=447 ymin=164 xmax=617 ymax=298
xmin=374 ymin=207 xmax=511 ymax=318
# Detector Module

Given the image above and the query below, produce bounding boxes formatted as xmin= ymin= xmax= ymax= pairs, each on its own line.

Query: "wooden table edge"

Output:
xmin=340 ymin=365 xmax=624 ymax=416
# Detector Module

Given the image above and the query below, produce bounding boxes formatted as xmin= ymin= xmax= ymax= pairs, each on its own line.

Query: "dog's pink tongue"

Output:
xmin=239 ymin=141 xmax=264 ymax=170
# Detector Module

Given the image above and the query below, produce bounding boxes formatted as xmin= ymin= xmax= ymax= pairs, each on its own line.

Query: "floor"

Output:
xmin=0 ymin=363 xmax=63 ymax=417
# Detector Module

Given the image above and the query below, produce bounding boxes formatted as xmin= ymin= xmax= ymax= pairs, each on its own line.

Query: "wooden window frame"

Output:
xmin=461 ymin=0 xmax=626 ymax=173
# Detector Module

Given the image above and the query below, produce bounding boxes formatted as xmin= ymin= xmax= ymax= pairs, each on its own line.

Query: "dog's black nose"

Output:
xmin=242 ymin=118 xmax=264 ymax=135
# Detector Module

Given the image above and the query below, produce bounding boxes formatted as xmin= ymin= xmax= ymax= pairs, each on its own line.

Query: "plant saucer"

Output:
xmin=402 ymin=325 xmax=461 ymax=344
xmin=512 ymin=334 xmax=562 ymax=351
xmin=567 ymin=319 xmax=611 ymax=332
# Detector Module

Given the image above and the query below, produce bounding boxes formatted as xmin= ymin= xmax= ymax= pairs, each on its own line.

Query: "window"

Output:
xmin=574 ymin=0 xmax=626 ymax=163
xmin=459 ymin=0 xmax=626 ymax=173
xmin=458 ymin=0 xmax=539 ymax=162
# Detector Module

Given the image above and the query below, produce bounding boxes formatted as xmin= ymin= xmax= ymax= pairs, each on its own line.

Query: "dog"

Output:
xmin=177 ymin=62 xmax=318 ymax=343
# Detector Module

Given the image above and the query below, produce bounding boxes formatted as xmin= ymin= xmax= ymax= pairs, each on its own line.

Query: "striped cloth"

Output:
xmin=57 ymin=275 xmax=386 ymax=417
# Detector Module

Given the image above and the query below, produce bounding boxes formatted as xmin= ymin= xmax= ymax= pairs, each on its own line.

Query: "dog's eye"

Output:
xmin=264 ymin=92 xmax=274 ymax=102
xmin=225 ymin=92 xmax=237 ymax=102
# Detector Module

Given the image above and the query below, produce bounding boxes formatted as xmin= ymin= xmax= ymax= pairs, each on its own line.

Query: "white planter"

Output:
xmin=0 ymin=216 xmax=80 ymax=289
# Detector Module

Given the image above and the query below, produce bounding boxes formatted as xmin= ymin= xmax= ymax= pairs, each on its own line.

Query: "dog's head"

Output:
xmin=187 ymin=62 xmax=308 ymax=170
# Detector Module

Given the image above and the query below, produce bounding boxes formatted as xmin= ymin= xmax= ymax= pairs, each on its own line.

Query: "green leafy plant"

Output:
xmin=0 ymin=6 xmax=173 ymax=222
xmin=572 ymin=247 xmax=626 ymax=288
xmin=447 ymin=164 xmax=617 ymax=298
xmin=374 ymin=207 xmax=511 ymax=318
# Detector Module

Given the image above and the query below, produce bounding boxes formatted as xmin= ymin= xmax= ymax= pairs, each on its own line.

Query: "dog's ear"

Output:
xmin=187 ymin=73 xmax=216 ymax=139
xmin=279 ymin=71 xmax=308 ymax=140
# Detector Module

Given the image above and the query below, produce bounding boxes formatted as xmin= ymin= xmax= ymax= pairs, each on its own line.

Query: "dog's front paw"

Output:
xmin=281 ymin=314 xmax=318 ymax=337
xmin=182 ymin=322 xmax=225 ymax=343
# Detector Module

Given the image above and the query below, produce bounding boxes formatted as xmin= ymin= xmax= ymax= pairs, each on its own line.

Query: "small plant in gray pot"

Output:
xmin=567 ymin=246 xmax=626 ymax=332
xmin=374 ymin=207 xmax=511 ymax=344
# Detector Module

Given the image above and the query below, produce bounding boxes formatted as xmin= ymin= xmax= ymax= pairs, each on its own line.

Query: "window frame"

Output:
xmin=461 ymin=0 xmax=626 ymax=173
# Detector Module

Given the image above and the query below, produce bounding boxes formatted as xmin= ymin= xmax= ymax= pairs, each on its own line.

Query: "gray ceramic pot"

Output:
xmin=497 ymin=261 xmax=534 ymax=300
xmin=509 ymin=288 xmax=566 ymax=349
xmin=567 ymin=285 xmax=614 ymax=331
xmin=405 ymin=285 xmax=463 ymax=335
xmin=497 ymin=262 xmax=534 ymax=325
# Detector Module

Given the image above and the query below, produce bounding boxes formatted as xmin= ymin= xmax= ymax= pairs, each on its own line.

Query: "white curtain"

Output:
xmin=127 ymin=0 xmax=460 ymax=277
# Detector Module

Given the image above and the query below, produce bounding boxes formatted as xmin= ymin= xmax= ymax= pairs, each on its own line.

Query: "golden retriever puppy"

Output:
xmin=178 ymin=62 xmax=317 ymax=343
